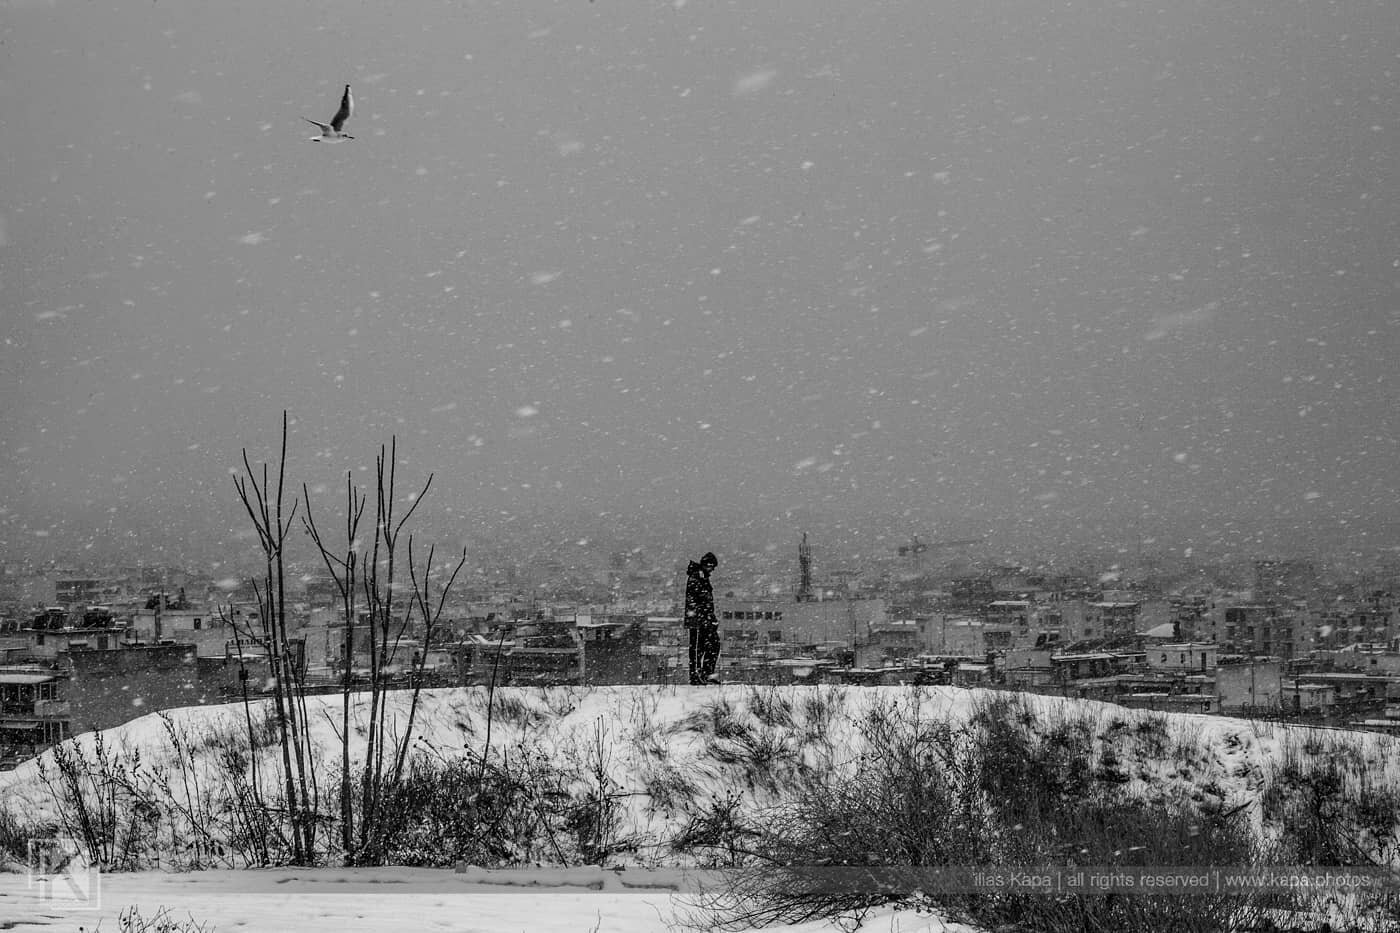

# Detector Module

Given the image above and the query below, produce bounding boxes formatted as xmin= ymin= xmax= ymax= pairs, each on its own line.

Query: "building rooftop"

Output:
xmin=0 ymin=672 xmax=58 ymax=685
xmin=1297 ymin=671 xmax=1395 ymax=682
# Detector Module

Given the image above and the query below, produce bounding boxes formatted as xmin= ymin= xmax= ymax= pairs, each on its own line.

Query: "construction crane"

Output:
xmin=897 ymin=534 xmax=980 ymax=556
xmin=897 ymin=534 xmax=980 ymax=574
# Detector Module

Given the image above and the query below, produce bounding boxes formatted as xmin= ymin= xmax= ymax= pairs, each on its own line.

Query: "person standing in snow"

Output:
xmin=685 ymin=551 xmax=721 ymax=684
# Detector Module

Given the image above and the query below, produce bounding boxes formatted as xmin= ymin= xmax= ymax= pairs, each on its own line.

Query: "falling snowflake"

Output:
xmin=733 ymin=69 xmax=778 ymax=96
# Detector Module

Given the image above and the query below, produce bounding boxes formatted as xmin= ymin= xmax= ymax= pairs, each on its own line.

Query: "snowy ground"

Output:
xmin=2 ymin=682 xmax=1341 ymax=836
xmin=0 ymin=865 xmax=976 ymax=932
xmin=2 ymin=684 xmax=1397 ymax=931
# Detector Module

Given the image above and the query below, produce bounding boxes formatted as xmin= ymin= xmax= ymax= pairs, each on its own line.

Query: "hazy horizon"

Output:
xmin=6 ymin=0 xmax=1400 ymax=569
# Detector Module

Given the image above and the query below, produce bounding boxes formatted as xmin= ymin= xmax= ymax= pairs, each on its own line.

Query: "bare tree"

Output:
xmin=394 ymin=539 xmax=468 ymax=786
xmin=231 ymin=411 xmax=317 ymax=864
xmin=298 ymin=434 xmax=466 ymax=864
xmin=302 ymin=471 xmax=366 ymax=856
xmin=352 ymin=439 xmax=430 ymax=861
xmin=233 ymin=416 xmax=468 ymax=865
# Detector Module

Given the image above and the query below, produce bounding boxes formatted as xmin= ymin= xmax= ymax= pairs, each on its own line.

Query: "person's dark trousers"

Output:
xmin=688 ymin=625 xmax=721 ymax=684
xmin=688 ymin=626 xmax=704 ymax=684
xmin=697 ymin=624 xmax=720 ymax=682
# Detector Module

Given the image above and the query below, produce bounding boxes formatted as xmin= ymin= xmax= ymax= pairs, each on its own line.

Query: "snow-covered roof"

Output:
xmin=0 ymin=672 xmax=56 ymax=685
xmin=1299 ymin=671 xmax=1389 ymax=681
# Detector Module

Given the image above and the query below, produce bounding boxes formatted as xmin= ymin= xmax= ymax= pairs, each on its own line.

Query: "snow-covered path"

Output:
xmin=1 ymin=867 xmax=671 ymax=932
xmin=0 ymin=865 xmax=977 ymax=932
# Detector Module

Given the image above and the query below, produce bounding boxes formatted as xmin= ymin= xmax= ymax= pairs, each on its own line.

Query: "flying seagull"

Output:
xmin=305 ymin=85 xmax=354 ymax=142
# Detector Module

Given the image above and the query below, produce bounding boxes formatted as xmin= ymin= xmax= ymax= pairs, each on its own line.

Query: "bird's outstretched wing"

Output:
xmin=330 ymin=85 xmax=353 ymax=132
xmin=304 ymin=117 xmax=331 ymax=134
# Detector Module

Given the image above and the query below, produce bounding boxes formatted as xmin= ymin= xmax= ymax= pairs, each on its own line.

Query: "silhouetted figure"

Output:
xmin=685 ymin=552 xmax=720 ymax=684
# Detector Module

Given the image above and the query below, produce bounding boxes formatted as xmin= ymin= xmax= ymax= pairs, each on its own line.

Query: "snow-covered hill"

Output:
xmin=2 ymin=684 xmax=1398 ymax=932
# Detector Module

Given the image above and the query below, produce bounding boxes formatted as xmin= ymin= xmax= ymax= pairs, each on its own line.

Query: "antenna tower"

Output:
xmin=797 ymin=533 xmax=814 ymax=601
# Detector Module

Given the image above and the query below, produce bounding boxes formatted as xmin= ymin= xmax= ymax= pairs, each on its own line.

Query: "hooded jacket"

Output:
xmin=684 ymin=559 xmax=717 ymax=629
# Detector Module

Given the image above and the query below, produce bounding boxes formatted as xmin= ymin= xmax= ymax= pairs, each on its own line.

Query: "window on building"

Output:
xmin=768 ymin=630 xmax=782 ymax=643
xmin=193 ymin=618 xmax=202 ymax=630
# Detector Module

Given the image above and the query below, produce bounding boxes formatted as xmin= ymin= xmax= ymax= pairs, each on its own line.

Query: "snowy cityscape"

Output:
xmin=4 ymin=535 xmax=1400 ymax=930
xmin=9 ymin=538 xmax=1400 ymax=768
xmin=8 ymin=0 xmax=1400 ymax=929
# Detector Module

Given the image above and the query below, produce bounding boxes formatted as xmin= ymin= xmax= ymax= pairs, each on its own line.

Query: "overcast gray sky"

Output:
xmin=4 ymin=0 xmax=1400 ymax=566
